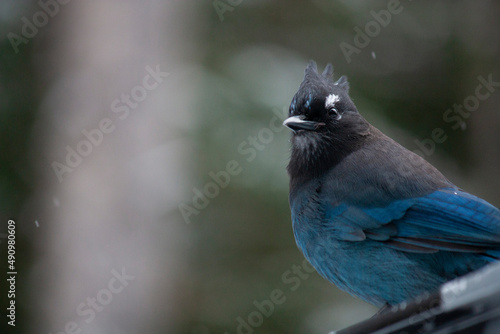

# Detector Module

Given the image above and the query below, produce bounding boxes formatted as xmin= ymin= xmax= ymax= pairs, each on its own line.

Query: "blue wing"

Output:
xmin=324 ymin=188 xmax=500 ymax=257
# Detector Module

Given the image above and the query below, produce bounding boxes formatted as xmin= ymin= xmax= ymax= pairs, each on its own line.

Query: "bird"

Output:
xmin=283 ymin=61 xmax=500 ymax=309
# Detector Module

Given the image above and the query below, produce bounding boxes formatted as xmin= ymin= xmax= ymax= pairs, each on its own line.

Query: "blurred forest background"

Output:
xmin=1 ymin=1 xmax=499 ymax=333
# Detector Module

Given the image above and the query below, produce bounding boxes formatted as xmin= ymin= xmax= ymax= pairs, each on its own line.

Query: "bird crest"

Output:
xmin=303 ymin=60 xmax=349 ymax=91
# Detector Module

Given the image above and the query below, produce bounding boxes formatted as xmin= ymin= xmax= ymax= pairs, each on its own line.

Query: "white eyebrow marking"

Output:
xmin=325 ymin=93 xmax=340 ymax=108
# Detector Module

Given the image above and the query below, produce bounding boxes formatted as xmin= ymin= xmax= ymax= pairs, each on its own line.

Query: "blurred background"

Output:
xmin=1 ymin=1 xmax=499 ymax=333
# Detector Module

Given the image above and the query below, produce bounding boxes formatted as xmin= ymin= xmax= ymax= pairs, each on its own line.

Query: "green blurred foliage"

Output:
xmin=1 ymin=2 xmax=39 ymax=334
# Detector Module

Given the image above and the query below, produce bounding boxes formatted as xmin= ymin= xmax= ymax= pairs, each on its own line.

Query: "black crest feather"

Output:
xmin=303 ymin=61 xmax=348 ymax=92
xmin=322 ymin=63 xmax=334 ymax=81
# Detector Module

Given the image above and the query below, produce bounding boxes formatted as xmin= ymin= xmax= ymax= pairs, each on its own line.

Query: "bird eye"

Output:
xmin=329 ymin=107 xmax=342 ymax=120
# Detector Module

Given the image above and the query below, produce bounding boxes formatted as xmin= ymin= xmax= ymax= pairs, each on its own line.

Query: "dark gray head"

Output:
xmin=284 ymin=61 xmax=370 ymax=180
xmin=286 ymin=61 xmax=351 ymax=130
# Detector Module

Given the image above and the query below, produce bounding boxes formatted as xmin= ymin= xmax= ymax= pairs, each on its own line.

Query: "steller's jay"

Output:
xmin=283 ymin=61 xmax=500 ymax=308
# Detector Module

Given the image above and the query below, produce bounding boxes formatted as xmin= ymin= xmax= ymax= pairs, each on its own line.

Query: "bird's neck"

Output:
xmin=287 ymin=125 xmax=372 ymax=188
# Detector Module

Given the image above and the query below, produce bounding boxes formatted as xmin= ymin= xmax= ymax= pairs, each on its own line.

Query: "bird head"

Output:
xmin=285 ymin=61 xmax=370 ymax=178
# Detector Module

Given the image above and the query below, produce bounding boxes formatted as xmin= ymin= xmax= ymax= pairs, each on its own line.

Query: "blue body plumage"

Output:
xmin=284 ymin=61 xmax=500 ymax=307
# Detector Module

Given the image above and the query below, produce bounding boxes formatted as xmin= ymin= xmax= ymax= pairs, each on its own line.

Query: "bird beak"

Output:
xmin=283 ymin=115 xmax=319 ymax=132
